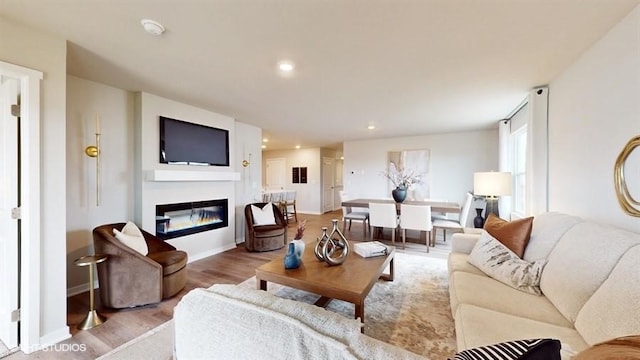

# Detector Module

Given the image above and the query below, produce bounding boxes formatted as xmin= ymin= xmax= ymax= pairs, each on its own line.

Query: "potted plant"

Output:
xmin=381 ymin=163 xmax=423 ymax=202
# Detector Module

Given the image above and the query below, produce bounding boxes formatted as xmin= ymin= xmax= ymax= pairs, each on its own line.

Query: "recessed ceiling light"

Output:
xmin=141 ymin=19 xmax=165 ymax=36
xmin=367 ymin=125 xmax=376 ymax=130
xmin=295 ymin=145 xmax=301 ymax=149
xmin=261 ymin=145 xmax=267 ymax=149
xmin=278 ymin=61 xmax=295 ymax=72
xmin=262 ymin=138 xmax=269 ymax=142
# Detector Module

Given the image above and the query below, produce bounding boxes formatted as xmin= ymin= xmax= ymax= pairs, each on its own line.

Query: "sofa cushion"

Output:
xmin=113 ymin=221 xmax=148 ymax=255
xmin=450 ymin=271 xmax=572 ymax=328
xmin=452 ymin=338 xmax=561 ymax=360
xmin=483 ymin=214 xmax=533 ymax=258
xmin=468 ymin=231 xmax=546 ymax=295
xmin=523 ymin=212 xmax=582 ymax=262
xmin=251 ymin=203 xmax=277 ymax=225
xmin=454 ymin=304 xmax=589 ymax=355
xmin=574 ymin=245 xmax=640 ymax=345
xmin=541 ymin=222 xmax=640 ymax=324
xmin=447 ymin=252 xmax=485 ymax=277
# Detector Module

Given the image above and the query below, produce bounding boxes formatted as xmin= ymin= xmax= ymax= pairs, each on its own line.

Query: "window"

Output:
xmin=512 ymin=126 xmax=527 ymax=215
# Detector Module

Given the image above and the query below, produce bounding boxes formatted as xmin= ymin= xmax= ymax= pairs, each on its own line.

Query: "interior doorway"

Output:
xmin=265 ymin=158 xmax=286 ymax=190
xmin=322 ymin=157 xmax=335 ymax=213
xmin=0 ymin=60 xmax=43 ymax=354
xmin=0 ymin=76 xmax=20 ymax=350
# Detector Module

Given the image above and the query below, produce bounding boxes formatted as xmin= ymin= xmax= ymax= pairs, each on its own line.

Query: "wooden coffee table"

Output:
xmin=256 ymin=241 xmax=395 ymax=329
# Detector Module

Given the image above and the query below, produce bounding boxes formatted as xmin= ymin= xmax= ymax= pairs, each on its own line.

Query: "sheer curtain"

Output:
xmin=498 ymin=87 xmax=549 ymax=219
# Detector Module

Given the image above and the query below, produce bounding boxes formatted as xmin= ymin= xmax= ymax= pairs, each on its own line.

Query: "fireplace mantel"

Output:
xmin=145 ymin=170 xmax=241 ymax=182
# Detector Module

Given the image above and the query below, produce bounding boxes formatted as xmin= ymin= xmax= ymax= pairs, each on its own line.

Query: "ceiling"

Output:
xmin=1 ymin=1 xmax=638 ymax=151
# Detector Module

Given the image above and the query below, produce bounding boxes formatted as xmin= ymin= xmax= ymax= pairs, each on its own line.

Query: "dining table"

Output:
xmin=340 ymin=198 xmax=460 ymax=215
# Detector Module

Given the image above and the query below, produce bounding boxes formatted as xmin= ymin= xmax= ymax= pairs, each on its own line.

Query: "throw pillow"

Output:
xmin=113 ymin=221 xmax=148 ymax=255
xmin=468 ymin=231 xmax=547 ymax=295
xmin=251 ymin=203 xmax=276 ymax=225
xmin=573 ymin=335 xmax=640 ymax=359
xmin=451 ymin=338 xmax=561 ymax=360
xmin=483 ymin=214 xmax=534 ymax=258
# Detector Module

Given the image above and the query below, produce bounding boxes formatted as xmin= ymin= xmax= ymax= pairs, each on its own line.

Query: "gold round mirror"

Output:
xmin=614 ymin=135 xmax=640 ymax=217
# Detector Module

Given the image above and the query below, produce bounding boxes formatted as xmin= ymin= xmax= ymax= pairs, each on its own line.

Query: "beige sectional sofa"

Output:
xmin=448 ymin=212 xmax=640 ymax=357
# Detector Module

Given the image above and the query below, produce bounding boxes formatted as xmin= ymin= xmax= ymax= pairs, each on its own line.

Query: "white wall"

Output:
xmin=262 ymin=148 xmax=323 ymax=214
xmin=66 ymin=76 xmax=135 ymax=293
xmin=343 ymin=130 xmax=498 ymax=208
xmin=234 ymin=122 xmax=263 ymax=243
xmin=0 ymin=16 xmax=69 ymax=344
xmin=135 ymin=92 xmax=238 ymax=261
xmin=548 ymin=4 xmax=640 ymax=233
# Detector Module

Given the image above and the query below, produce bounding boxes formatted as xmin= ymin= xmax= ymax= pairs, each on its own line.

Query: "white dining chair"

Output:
xmin=368 ymin=202 xmax=398 ymax=246
xmin=339 ymin=191 xmax=369 ymax=235
xmin=431 ymin=192 xmax=473 ymax=246
xmin=400 ymin=204 xmax=433 ymax=252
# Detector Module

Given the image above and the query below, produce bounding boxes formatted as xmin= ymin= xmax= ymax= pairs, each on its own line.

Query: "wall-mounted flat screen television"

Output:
xmin=159 ymin=116 xmax=230 ymax=166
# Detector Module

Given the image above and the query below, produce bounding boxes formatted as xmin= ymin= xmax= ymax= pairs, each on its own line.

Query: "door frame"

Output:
xmin=1 ymin=60 xmax=43 ymax=353
xmin=321 ymin=157 xmax=335 ymax=213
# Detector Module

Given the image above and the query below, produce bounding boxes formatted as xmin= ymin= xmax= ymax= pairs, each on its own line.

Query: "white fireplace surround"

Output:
xmin=135 ymin=92 xmax=239 ymax=262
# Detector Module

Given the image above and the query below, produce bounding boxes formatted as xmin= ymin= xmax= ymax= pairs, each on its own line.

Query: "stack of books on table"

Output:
xmin=354 ymin=241 xmax=390 ymax=258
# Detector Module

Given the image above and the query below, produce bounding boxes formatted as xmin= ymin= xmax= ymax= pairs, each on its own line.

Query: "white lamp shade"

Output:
xmin=474 ymin=172 xmax=512 ymax=196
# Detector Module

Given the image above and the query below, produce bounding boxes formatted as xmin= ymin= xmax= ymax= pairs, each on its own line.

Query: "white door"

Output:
xmin=322 ymin=157 xmax=335 ymax=213
xmin=0 ymin=77 xmax=20 ymax=349
xmin=265 ymin=158 xmax=286 ymax=190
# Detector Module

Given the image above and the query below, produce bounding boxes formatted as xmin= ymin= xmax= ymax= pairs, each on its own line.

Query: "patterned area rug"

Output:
xmin=239 ymin=252 xmax=457 ymax=358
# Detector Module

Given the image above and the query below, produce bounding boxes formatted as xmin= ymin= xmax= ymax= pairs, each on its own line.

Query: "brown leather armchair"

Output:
xmin=92 ymin=223 xmax=188 ymax=308
xmin=244 ymin=203 xmax=287 ymax=252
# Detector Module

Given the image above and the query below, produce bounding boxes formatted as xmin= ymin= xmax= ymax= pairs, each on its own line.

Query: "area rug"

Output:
xmin=97 ymin=252 xmax=456 ymax=359
xmin=240 ymin=252 xmax=456 ymax=358
xmin=96 ymin=320 xmax=174 ymax=360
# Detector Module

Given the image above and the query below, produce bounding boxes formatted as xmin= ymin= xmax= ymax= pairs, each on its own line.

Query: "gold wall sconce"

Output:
xmin=614 ymin=135 xmax=640 ymax=217
xmin=242 ymin=152 xmax=252 ymax=167
xmin=85 ymin=115 xmax=101 ymax=206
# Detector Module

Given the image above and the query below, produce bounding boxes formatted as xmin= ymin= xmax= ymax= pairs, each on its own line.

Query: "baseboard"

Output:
xmin=188 ymin=243 xmax=237 ymax=263
xmin=67 ymin=279 xmax=98 ymax=297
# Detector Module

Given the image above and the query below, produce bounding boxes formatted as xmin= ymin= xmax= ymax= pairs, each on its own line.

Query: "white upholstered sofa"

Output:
xmin=448 ymin=212 xmax=640 ymax=357
xmin=173 ymin=284 xmax=425 ymax=359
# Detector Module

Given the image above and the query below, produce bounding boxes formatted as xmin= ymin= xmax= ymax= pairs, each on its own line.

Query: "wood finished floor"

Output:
xmin=13 ymin=210 xmax=453 ymax=359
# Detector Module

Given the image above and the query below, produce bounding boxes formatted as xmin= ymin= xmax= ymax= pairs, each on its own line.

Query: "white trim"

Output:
xmin=145 ymin=170 xmax=240 ymax=182
xmin=0 ymin=60 xmax=44 ymax=354
xmin=186 ymin=243 xmax=237 ymax=263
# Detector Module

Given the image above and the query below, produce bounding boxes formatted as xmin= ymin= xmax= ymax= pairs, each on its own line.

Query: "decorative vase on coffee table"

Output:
xmin=284 ymin=243 xmax=301 ymax=269
xmin=391 ymin=186 xmax=407 ymax=203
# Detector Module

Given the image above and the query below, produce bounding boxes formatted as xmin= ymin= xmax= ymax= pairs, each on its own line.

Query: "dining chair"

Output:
xmin=431 ymin=192 xmax=473 ymax=246
xmin=283 ymin=190 xmax=298 ymax=224
xmin=368 ymin=202 xmax=398 ymax=246
xmin=400 ymin=204 xmax=433 ymax=252
xmin=339 ymin=191 xmax=370 ymax=235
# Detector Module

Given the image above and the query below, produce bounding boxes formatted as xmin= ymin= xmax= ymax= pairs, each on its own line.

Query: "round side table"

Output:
xmin=74 ymin=254 xmax=108 ymax=330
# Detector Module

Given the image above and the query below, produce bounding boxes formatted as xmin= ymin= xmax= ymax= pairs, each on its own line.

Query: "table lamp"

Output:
xmin=473 ymin=172 xmax=512 ymax=219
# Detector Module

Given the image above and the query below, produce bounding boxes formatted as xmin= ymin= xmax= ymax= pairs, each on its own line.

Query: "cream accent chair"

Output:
xmin=369 ymin=202 xmax=398 ymax=246
xmin=431 ymin=192 xmax=473 ymax=246
xmin=339 ymin=191 xmax=369 ymax=235
xmin=400 ymin=204 xmax=433 ymax=252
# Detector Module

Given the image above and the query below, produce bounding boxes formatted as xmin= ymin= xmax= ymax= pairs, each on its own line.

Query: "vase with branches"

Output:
xmin=381 ymin=163 xmax=423 ymax=202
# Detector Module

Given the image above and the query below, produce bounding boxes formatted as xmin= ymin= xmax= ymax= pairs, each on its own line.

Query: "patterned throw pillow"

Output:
xmin=467 ymin=231 xmax=547 ymax=295
xmin=452 ymin=338 xmax=561 ymax=360
xmin=483 ymin=214 xmax=533 ymax=258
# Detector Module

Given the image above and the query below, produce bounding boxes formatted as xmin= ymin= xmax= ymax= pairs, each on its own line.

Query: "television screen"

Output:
xmin=159 ymin=116 xmax=229 ymax=166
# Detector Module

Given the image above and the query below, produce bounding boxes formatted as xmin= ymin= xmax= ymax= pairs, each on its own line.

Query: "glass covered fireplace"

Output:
xmin=155 ymin=199 xmax=228 ymax=240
